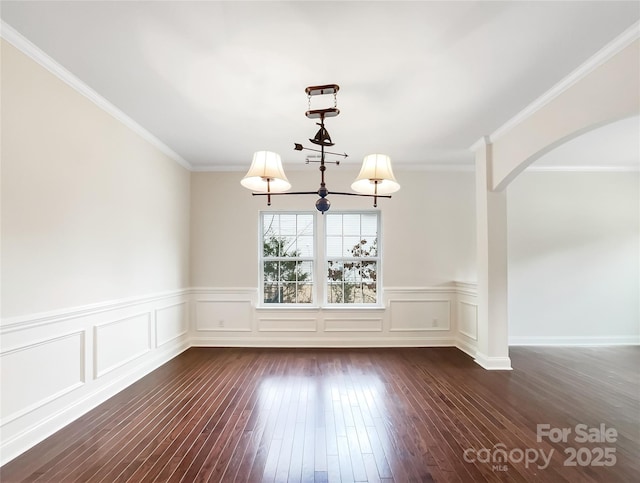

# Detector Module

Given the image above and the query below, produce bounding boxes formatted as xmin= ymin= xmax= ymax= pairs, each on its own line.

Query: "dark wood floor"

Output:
xmin=1 ymin=346 xmax=638 ymax=482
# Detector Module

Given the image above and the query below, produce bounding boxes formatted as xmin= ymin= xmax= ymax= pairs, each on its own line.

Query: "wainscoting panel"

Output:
xmin=1 ymin=285 xmax=481 ymax=465
xmin=324 ymin=317 xmax=383 ymax=332
xmin=0 ymin=331 xmax=85 ymax=424
xmin=155 ymin=302 xmax=188 ymax=347
xmin=258 ymin=318 xmax=318 ymax=332
xmin=0 ymin=290 xmax=190 ymax=466
xmin=458 ymin=301 xmax=478 ymax=341
xmin=195 ymin=300 xmax=252 ymax=332
xmin=455 ymin=282 xmax=478 ymax=357
xmin=94 ymin=312 xmax=152 ymax=378
xmin=389 ymin=299 xmax=451 ymax=331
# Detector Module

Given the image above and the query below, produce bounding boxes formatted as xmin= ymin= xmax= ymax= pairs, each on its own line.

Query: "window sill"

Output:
xmin=256 ymin=305 xmax=386 ymax=311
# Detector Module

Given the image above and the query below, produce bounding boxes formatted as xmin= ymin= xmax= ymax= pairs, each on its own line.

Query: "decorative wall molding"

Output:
xmin=0 ymin=283 xmax=480 ymax=465
xmin=190 ymin=286 xmax=473 ymax=350
xmin=324 ymin=317 xmax=383 ymax=332
xmin=389 ymin=299 xmax=451 ymax=332
xmin=0 ymin=288 xmax=191 ymax=333
xmin=191 ymin=336 xmax=457 ymax=348
xmin=258 ymin=318 xmax=318 ymax=332
xmin=0 ymin=289 xmax=189 ymax=466
xmin=0 ymin=330 xmax=85 ymax=425
xmin=155 ymin=302 xmax=189 ymax=347
xmin=93 ymin=312 xmax=152 ymax=378
xmin=509 ymin=335 xmax=640 ymax=346
xmin=458 ymin=301 xmax=478 ymax=341
xmin=474 ymin=352 xmax=513 ymax=371
xmin=195 ymin=300 xmax=253 ymax=332
xmin=0 ymin=21 xmax=191 ymax=171
xmin=525 ymin=165 xmax=640 ymax=173
xmin=488 ymin=21 xmax=640 ymax=143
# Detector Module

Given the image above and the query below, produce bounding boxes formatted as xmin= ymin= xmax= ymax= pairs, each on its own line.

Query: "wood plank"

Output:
xmin=1 ymin=347 xmax=638 ymax=482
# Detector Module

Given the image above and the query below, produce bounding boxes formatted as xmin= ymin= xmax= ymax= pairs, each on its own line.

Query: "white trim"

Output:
xmin=1 ymin=288 xmax=189 ymax=333
xmin=191 ymin=336 xmax=457 ymax=348
xmin=525 ymin=165 xmax=639 ymax=173
xmin=192 ymin=163 xmax=476 ymax=173
xmin=0 ymin=339 xmax=189 ymax=466
xmin=0 ymin=21 xmax=192 ymax=171
xmin=0 ymin=330 xmax=86 ymax=426
xmin=469 ymin=135 xmax=491 ymax=153
xmin=509 ymin=335 xmax=640 ymax=346
xmin=488 ymin=21 xmax=640 ymax=143
xmin=385 ymin=286 xmax=458 ymax=294
xmin=455 ymin=338 xmax=477 ymax=359
xmin=473 ymin=352 xmax=513 ymax=370
xmin=93 ymin=312 xmax=152 ymax=378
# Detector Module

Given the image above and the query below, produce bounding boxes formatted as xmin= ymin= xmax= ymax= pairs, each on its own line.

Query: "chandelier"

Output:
xmin=241 ymin=84 xmax=400 ymax=213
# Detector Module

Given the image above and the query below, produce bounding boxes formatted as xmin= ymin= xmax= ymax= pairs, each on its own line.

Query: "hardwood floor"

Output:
xmin=1 ymin=346 xmax=638 ymax=482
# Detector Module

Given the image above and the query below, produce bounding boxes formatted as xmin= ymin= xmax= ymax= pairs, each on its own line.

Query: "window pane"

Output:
xmin=361 ymin=261 xmax=377 ymax=282
xmin=280 ymin=214 xmax=297 ymax=235
xmin=297 ymin=214 xmax=314 ymax=235
xmin=280 ymin=260 xmax=298 ymax=281
xmin=298 ymin=261 xmax=313 ymax=282
xmin=327 ymin=261 xmax=343 ymax=282
xmin=343 ymin=214 xmax=360 ymax=236
xmin=325 ymin=212 xmax=379 ymax=304
xmin=343 ymin=282 xmax=358 ymax=303
xmin=297 ymin=236 xmax=313 ymax=257
xmin=261 ymin=212 xmax=315 ymax=304
xmin=263 ymin=213 xmax=278 ymax=237
xmin=297 ymin=283 xmax=313 ymax=303
xmin=362 ymin=237 xmax=377 ymax=256
xmin=361 ymin=213 xmax=377 ymax=236
xmin=264 ymin=283 xmax=281 ymax=303
xmin=326 ymin=214 xmax=342 ymax=235
xmin=281 ymin=283 xmax=297 ymax=303
xmin=264 ymin=261 xmax=279 ymax=281
xmin=363 ymin=281 xmax=377 ymax=303
xmin=328 ymin=282 xmax=344 ymax=303
xmin=326 ymin=236 xmax=342 ymax=257
xmin=281 ymin=236 xmax=298 ymax=257
xmin=344 ymin=237 xmax=361 ymax=256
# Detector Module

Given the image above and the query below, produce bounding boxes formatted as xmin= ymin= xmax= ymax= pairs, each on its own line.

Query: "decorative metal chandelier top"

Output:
xmin=241 ymin=84 xmax=400 ymax=213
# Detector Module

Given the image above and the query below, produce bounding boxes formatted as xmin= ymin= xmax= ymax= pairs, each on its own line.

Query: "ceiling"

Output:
xmin=1 ymin=1 xmax=639 ymax=171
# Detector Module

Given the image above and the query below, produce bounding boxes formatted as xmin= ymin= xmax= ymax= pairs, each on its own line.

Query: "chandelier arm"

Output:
xmin=252 ymin=191 xmax=318 ymax=197
xmin=328 ymin=191 xmax=392 ymax=199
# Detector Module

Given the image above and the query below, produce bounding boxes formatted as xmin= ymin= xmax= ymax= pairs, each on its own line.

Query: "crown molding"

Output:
xmin=469 ymin=135 xmax=492 ymax=153
xmin=525 ymin=165 xmax=639 ymax=173
xmin=489 ymin=21 xmax=640 ymax=143
xmin=0 ymin=21 xmax=193 ymax=171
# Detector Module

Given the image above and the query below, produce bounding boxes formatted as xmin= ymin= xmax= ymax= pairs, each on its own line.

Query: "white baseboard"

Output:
xmin=509 ymin=335 xmax=640 ymax=346
xmin=191 ymin=336 xmax=457 ymax=348
xmin=455 ymin=338 xmax=477 ymax=358
xmin=473 ymin=352 xmax=513 ymax=370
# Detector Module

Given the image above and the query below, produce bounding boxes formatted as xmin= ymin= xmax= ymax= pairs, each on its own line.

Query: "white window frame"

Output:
xmin=259 ymin=211 xmax=317 ymax=306
xmin=323 ymin=210 xmax=382 ymax=307
xmin=258 ymin=210 xmax=382 ymax=308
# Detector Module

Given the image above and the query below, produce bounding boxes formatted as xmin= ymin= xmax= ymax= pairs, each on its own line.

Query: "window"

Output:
xmin=260 ymin=211 xmax=380 ymax=306
xmin=326 ymin=212 xmax=379 ymax=304
xmin=261 ymin=212 xmax=315 ymax=304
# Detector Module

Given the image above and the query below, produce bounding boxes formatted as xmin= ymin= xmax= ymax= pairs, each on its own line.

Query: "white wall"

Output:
xmin=0 ymin=40 xmax=191 ymax=463
xmin=507 ymin=171 xmax=640 ymax=344
xmin=1 ymin=41 xmax=191 ymax=318
xmin=190 ymin=168 xmax=477 ymax=288
xmin=189 ymin=168 xmax=478 ymax=349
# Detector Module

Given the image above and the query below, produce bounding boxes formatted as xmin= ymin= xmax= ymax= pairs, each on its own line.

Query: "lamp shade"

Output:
xmin=351 ymin=153 xmax=400 ymax=195
xmin=240 ymin=151 xmax=291 ymax=192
